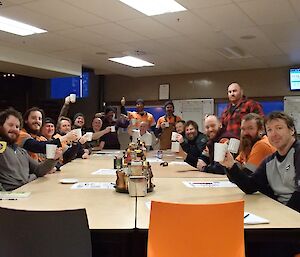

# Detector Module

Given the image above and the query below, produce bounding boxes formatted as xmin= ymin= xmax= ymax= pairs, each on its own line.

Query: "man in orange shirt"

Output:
xmin=125 ymin=99 xmax=156 ymax=129
xmin=17 ymin=107 xmax=62 ymax=162
xmin=236 ymin=113 xmax=276 ymax=173
xmin=155 ymin=100 xmax=181 ymax=150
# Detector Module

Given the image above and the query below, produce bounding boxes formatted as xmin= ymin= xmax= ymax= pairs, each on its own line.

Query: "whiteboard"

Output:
xmin=284 ymin=96 xmax=300 ymax=133
xmin=173 ymin=99 xmax=214 ymax=132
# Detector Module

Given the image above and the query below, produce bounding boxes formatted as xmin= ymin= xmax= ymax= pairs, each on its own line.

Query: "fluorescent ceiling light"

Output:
xmin=109 ymin=56 xmax=154 ymax=68
xmin=119 ymin=0 xmax=186 ymax=16
xmin=0 ymin=16 xmax=47 ymax=36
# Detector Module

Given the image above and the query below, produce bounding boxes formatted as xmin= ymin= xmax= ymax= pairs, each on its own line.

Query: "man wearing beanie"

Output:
xmin=155 ymin=100 xmax=181 ymax=150
xmin=73 ymin=112 xmax=86 ymax=132
xmin=122 ymin=98 xmax=156 ymax=130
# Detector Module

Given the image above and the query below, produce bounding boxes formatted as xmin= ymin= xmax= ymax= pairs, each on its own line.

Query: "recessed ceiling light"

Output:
xmin=118 ymin=0 xmax=186 ymax=16
xmin=0 ymin=15 xmax=47 ymax=36
xmin=108 ymin=56 xmax=154 ymax=68
xmin=240 ymin=35 xmax=256 ymax=40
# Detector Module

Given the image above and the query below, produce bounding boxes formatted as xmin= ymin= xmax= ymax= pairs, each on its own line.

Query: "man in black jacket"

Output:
xmin=177 ymin=120 xmax=207 ymax=167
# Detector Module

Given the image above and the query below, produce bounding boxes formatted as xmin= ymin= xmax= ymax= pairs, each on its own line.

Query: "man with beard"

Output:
xmin=197 ymin=115 xmax=237 ymax=174
xmin=221 ymin=82 xmax=264 ymax=138
xmin=177 ymin=120 xmax=208 ymax=167
xmin=17 ymin=107 xmax=62 ymax=162
xmin=155 ymin=100 xmax=181 ymax=150
xmin=0 ymin=108 xmax=61 ymax=191
xmin=236 ymin=113 xmax=276 ymax=174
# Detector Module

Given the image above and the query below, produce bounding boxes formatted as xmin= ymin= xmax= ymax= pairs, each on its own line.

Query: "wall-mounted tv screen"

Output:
xmin=290 ymin=68 xmax=300 ymax=91
xmin=50 ymin=72 xmax=89 ymax=99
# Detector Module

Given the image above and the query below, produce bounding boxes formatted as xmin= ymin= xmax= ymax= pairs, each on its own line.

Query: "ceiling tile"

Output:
xmin=223 ymin=26 xmax=283 ymax=56
xmin=238 ymin=0 xmax=297 ymax=25
xmin=153 ymin=11 xmax=213 ymax=35
xmin=177 ymin=0 xmax=232 ymax=9
xmin=23 ymin=0 xmax=106 ymax=26
xmin=259 ymin=22 xmax=300 ymax=44
xmin=0 ymin=5 xmax=73 ymax=31
xmin=118 ymin=17 xmax=179 ymax=39
xmin=62 ymin=0 xmax=144 ymax=22
xmin=192 ymin=3 xmax=255 ymax=29
xmin=86 ymin=23 xmax=147 ymax=43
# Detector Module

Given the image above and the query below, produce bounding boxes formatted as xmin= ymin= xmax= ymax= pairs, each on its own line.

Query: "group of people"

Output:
xmin=0 ymin=82 xmax=299 ymax=218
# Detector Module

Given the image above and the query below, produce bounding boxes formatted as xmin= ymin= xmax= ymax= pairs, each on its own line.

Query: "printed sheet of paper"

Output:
xmin=71 ymin=182 xmax=114 ymax=190
xmin=0 ymin=191 xmax=31 ymax=199
xmin=169 ymin=161 xmax=189 ymax=166
xmin=244 ymin=212 xmax=270 ymax=225
xmin=92 ymin=169 xmax=116 ymax=175
xmin=183 ymin=181 xmax=237 ymax=188
xmin=147 ymin=157 xmax=163 ymax=163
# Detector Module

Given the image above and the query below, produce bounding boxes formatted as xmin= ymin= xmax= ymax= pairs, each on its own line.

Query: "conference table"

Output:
xmin=0 ymin=151 xmax=299 ymax=257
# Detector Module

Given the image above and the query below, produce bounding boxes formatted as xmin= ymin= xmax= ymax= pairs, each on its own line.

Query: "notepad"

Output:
xmin=92 ymin=169 xmax=116 ymax=175
xmin=244 ymin=212 xmax=270 ymax=225
xmin=0 ymin=191 xmax=31 ymax=200
xmin=183 ymin=181 xmax=237 ymax=188
xmin=71 ymin=182 xmax=114 ymax=190
xmin=169 ymin=161 xmax=189 ymax=166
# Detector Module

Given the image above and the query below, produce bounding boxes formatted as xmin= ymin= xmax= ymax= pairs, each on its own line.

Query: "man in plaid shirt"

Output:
xmin=221 ymin=83 xmax=264 ymax=138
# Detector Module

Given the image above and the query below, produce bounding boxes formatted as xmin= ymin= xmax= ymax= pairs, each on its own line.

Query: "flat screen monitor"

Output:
xmin=290 ymin=68 xmax=300 ymax=91
xmin=50 ymin=72 xmax=89 ymax=99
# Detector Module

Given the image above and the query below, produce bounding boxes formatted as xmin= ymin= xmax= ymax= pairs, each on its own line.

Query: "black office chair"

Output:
xmin=0 ymin=207 xmax=92 ymax=257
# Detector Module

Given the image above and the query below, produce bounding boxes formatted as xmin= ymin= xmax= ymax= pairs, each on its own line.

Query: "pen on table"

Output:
xmin=0 ymin=198 xmax=18 ymax=201
xmin=192 ymin=182 xmax=213 ymax=185
xmin=244 ymin=214 xmax=250 ymax=219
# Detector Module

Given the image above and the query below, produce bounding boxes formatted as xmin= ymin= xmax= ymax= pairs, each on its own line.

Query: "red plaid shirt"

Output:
xmin=220 ymin=97 xmax=264 ymax=138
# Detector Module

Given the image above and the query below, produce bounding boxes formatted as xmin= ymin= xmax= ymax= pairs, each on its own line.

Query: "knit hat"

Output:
xmin=164 ymin=100 xmax=174 ymax=109
xmin=44 ymin=117 xmax=55 ymax=125
xmin=136 ymin=98 xmax=144 ymax=105
xmin=105 ymin=106 xmax=115 ymax=114
xmin=73 ymin=112 xmax=85 ymax=122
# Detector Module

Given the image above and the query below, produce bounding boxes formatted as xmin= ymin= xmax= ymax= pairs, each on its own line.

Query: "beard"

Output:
xmin=0 ymin=127 xmax=19 ymax=145
xmin=240 ymin=134 xmax=261 ymax=156
xmin=23 ymin=122 xmax=41 ymax=135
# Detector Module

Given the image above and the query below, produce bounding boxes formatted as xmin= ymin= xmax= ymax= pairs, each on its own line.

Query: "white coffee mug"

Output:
xmin=110 ymin=126 xmax=116 ymax=132
xmin=85 ymin=132 xmax=93 ymax=141
xmin=171 ymin=132 xmax=178 ymax=141
xmin=73 ymin=128 xmax=82 ymax=139
xmin=228 ymin=138 xmax=240 ymax=154
xmin=171 ymin=142 xmax=180 ymax=153
xmin=164 ymin=122 xmax=169 ymax=128
xmin=46 ymin=144 xmax=57 ymax=159
xmin=69 ymin=94 xmax=76 ymax=103
xmin=214 ymin=143 xmax=228 ymax=162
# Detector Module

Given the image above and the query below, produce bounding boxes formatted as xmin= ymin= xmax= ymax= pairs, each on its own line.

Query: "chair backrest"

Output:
xmin=147 ymin=200 xmax=245 ymax=257
xmin=0 ymin=207 xmax=92 ymax=257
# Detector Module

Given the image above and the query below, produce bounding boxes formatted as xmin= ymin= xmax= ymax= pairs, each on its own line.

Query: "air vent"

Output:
xmin=216 ymin=46 xmax=251 ymax=59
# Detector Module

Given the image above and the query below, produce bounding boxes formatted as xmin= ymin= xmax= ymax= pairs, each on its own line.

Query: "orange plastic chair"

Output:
xmin=147 ymin=200 xmax=245 ymax=257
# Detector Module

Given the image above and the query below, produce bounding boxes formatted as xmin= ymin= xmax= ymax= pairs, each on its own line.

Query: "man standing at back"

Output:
xmin=221 ymin=82 xmax=263 ymax=138
xmin=155 ymin=100 xmax=181 ymax=150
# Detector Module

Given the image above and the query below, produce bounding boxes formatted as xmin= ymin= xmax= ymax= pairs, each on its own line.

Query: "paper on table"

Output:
xmin=92 ymin=169 xmax=116 ymax=175
xmin=145 ymin=201 xmax=151 ymax=210
xmin=244 ymin=212 xmax=269 ymax=225
xmin=71 ymin=182 xmax=114 ymax=190
xmin=169 ymin=161 xmax=189 ymax=166
xmin=182 ymin=181 xmax=237 ymax=188
xmin=147 ymin=157 xmax=163 ymax=163
xmin=95 ymin=150 xmax=121 ymax=154
xmin=0 ymin=191 xmax=31 ymax=199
